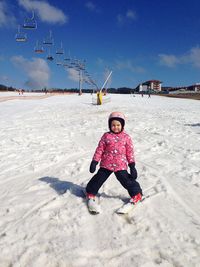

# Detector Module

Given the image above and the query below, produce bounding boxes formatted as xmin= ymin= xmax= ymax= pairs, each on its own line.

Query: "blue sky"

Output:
xmin=1 ymin=0 xmax=200 ymax=90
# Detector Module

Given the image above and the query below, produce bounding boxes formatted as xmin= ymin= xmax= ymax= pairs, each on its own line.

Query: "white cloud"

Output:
xmin=126 ymin=10 xmax=137 ymax=20
xmin=117 ymin=9 xmax=137 ymax=25
xmin=0 ymin=2 xmax=7 ymax=26
xmin=0 ymin=75 xmax=9 ymax=83
xmin=85 ymin=1 xmax=95 ymax=11
xmin=185 ymin=46 xmax=200 ymax=68
xmin=85 ymin=1 xmax=100 ymax=13
xmin=159 ymin=46 xmax=200 ymax=68
xmin=66 ymin=68 xmax=79 ymax=83
xmin=18 ymin=0 xmax=68 ymax=24
xmin=115 ymin=59 xmax=145 ymax=73
xmin=159 ymin=54 xmax=180 ymax=68
xmin=11 ymin=56 xmax=50 ymax=89
xmin=0 ymin=1 xmax=16 ymax=28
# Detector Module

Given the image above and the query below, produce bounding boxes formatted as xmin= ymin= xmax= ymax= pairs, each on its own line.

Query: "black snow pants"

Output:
xmin=86 ymin=168 xmax=142 ymax=197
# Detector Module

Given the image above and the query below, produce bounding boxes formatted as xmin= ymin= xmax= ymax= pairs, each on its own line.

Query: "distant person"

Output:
xmin=85 ymin=112 xmax=143 ymax=212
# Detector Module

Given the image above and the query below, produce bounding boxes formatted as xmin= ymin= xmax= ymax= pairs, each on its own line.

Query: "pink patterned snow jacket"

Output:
xmin=92 ymin=131 xmax=135 ymax=172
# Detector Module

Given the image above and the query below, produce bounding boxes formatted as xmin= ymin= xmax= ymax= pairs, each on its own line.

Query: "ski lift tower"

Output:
xmin=43 ymin=30 xmax=54 ymax=61
xmin=77 ymin=60 xmax=85 ymax=95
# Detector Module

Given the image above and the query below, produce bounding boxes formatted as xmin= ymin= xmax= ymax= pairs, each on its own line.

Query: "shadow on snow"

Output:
xmin=185 ymin=123 xmax=200 ymax=127
xmin=39 ymin=176 xmax=126 ymax=200
xmin=39 ymin=176 xmax=85 ymax=198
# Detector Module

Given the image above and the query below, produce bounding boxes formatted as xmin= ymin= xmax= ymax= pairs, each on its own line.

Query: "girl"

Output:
xmin=86 ymin=112 xmax=142 ymax=210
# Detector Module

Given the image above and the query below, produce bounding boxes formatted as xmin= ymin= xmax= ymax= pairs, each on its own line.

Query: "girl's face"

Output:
xmin=111 ymin=120 xmax=122 ymax=133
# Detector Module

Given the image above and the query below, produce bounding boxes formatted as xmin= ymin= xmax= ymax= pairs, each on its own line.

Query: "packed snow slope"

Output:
xmin=0 ymin=92 xmax=200 ymax=267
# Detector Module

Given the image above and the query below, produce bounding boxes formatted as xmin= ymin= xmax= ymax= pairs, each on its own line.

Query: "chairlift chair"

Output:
xmin=47 ymin=55 xmax=54 ymax=61
xmin=63 ymin=63 xmax=70 ymax=67
xmin=56 ymin=57 xmax=62 ymax=65
xmin=43 ymin=30 xmax=54 ymax=45
xmin=70 ymin=61 xmax=76 ymax=65
xmin=46 ymin=48 xmax=54 ymax=61
xmin=15 ymin=25 xmax=27 ymax=42
xmin=23 ymin=11 xmax=37 ymax=29
xmin=34 ymin=41 xmax=44 ymax=53
xmin=56 ymin=42 xmax=64 ymax=55
xmin=79 ymin=65 xmax=85 ymax=70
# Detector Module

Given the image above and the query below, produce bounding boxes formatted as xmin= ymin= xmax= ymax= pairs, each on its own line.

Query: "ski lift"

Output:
xmin=23 ymin=11 xmax=37 ymax=29
xmin=64 ymin=57 xmax=71 ymax=61
xmin=43 ymin=30 xmax=54 ymax=45
xmin=64 ymin=51 xmax=71 ymax=61
xmin=79 ymin=64 xmax=85 ymax=70
xmin=47 ymin=55 xmax=54 ymax=61
xmin=47 ymin=48 xmax=54 ymax=61
xmin=34 ymin=41 xmax=44 ymax=53
xmin=56 ymin=42 xmax=64 ymax=55
xmin=63 ymin=56 xmax=71 ymax=66
xmin=76 ymin=59 xmax=85 ymax=70
xmin=56 ymin=55 xmax=63 ymax=65
xmin=15 ymin=25 xmax=27 ymax=42
xmin=63 ymin=63 xmax=70 ymax=67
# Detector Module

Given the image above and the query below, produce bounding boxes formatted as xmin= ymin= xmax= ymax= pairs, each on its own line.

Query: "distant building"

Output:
xmin=135 ymin=80 xmax=162 ymax=92
xmin=189 ymin=83 xmax=200 ymax=92
xmin=165 ymin=83 xmax=200 ymax=92
xmin=135 ymin=81 xmax=200 ymax=93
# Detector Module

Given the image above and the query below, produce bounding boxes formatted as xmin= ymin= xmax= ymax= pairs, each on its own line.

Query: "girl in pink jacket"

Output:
xmin=86 ymin=112 xmax=142 ymax=205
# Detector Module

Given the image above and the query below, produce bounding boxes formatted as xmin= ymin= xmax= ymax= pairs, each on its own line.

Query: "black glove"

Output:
xmin=129 ymin=162 xmax=137 ymax=180
xmin=89 ymin=160 xmax=98 ymax=173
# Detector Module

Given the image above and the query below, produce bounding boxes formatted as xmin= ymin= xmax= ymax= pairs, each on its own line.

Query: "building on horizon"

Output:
xmin=135 ymin=80 xmax=200 ymax=93
xmin=163 ymin=83 xmax=200 ymax=93
xmin=135 ymin=80 xmax=162 ymax=92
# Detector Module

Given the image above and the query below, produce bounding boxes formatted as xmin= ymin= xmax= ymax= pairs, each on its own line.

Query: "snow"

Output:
xmin=0 ymin=92 xmax=200 ymax=267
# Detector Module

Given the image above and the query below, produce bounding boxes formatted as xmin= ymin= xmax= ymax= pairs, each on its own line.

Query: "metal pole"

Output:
xmin=79 ymin=69 xmax=82 ymax=95
xmin=100 ymin=71 xmax=112 ymax=92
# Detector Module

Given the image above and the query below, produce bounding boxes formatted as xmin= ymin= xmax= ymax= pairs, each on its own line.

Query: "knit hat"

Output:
xmin=108 ymin=112 xmax=125 ymax=132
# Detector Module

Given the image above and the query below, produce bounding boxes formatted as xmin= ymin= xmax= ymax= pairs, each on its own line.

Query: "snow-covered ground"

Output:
xmin=0 ymin=91 xmax=46 ymax=97
xmin=0 ymin=93 xmax=199 ymax=267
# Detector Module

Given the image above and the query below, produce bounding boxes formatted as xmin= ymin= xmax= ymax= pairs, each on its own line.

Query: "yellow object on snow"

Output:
xmin=97 ymin=91 xmax=103 ymax=105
